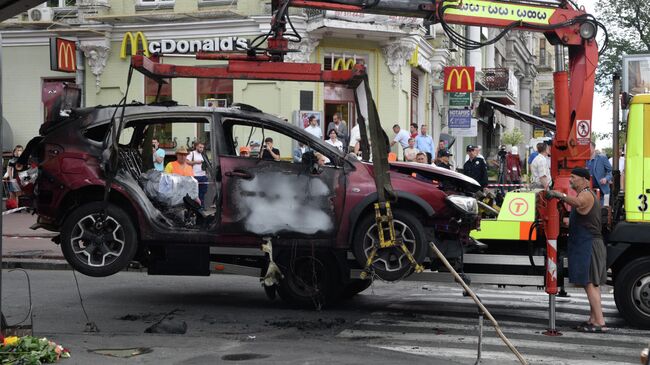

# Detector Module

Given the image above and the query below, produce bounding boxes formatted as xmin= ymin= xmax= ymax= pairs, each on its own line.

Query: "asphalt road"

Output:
xmin=1 ymin=269 xmax=647 ymax=365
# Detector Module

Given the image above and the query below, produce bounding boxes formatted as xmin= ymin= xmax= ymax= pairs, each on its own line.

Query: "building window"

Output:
xmin=197 ymin=76 xmax=233 ymax=144
xmin=199 ymin=0 xmax=236 ymax=6
xmin=136 ymin=0 xmax=175 ymax=8
xmin=324 ymin=53 xmax=369 ymax=72
xmin=145 ymin=77 xmax=172 ymax=104
xmin=145 ymin=77 xmax=173 ymax=143
xmin=539 ymin=40 xmax=546 ymax=67
xmin=47 ymin=0 xmax=76 ymax=7
xmin=410 ymin=71 xmax=419 ymax=125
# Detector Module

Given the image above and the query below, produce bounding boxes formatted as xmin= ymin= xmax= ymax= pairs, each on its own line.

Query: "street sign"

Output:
xmin=449 ymin=92 xmax=471 ymax=107
xmin=450 ymin=118 xmax=477 ymax=137
xmin=533 ymin=129 xmax=545 ymax=138
xmin=576 ymin=120 xmax=591 ymax=145
xmin=49 ymin=37 xmax=76 ymax=73
xmin=448 ymin=108 xmax=472 ymax=128
xmin=444 ymin=66 xmax=475 ymax=93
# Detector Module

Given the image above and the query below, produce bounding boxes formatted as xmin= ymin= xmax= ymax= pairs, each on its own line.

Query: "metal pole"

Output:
xmin=75 ymin=41 xmax=85 ymax=108
xmin=611 ymin=74 xmax=621 ymax=197
xmin=543 ymin=43 xmax=565 ymax=337
xmin=0 ymin=32 xmax=4 ymax=333
xmin=554 ymin=45 xmax=564 ymax=72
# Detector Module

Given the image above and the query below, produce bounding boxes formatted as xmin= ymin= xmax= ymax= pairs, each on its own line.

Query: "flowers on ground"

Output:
xmin=0 ymin=336 xmax=70 ymax=364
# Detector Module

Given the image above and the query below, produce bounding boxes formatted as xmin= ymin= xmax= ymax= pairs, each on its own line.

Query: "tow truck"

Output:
xmin=20 ymin=0 xmax=650 ymax=329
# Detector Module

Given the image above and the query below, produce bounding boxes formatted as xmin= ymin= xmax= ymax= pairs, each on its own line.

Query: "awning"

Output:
xmin=480 ymin=98 xmax=556 ymax=132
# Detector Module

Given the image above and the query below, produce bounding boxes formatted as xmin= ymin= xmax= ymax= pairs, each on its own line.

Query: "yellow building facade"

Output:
xmin=1 ymin=0 xmax=444 ymax=158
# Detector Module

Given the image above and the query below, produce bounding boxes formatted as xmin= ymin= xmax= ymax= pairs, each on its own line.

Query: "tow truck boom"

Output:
xmin=276 ymin=0 xmax=601 ymax=296
xmin=130 ymin=0 xmax=603 ymax=325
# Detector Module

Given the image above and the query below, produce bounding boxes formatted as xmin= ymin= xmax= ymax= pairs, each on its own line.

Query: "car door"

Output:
xmin=218 ymin=119 xmax=346 ymax=240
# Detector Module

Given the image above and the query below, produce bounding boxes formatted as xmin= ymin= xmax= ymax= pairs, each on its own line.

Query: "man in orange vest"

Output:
xmin=164 ymin=146 xmax=194 ymax=177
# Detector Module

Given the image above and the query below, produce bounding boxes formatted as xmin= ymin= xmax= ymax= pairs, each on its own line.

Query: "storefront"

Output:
xmin=2 ymin=12 xmax=439 ymax=159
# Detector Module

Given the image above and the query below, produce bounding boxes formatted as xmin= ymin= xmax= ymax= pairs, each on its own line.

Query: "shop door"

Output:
xmin=324 ymin=102 xmax=355 ymax=138
xmin=42 ymin=78 xmax=75 ymax=123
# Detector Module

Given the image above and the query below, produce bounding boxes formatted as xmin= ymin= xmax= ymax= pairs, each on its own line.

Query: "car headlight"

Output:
xmin=446 ymin=195 xmax=478 ymax=215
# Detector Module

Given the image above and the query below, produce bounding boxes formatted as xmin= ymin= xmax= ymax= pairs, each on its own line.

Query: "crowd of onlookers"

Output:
xmin=2 ymin=113 xmax=626 ymax=209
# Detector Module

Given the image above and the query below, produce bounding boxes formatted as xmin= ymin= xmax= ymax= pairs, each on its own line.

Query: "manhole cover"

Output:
xmin=89 ymin=347 xmax=153 ymax=358
xmin=222 ymin=353 xmax=270 ymax=361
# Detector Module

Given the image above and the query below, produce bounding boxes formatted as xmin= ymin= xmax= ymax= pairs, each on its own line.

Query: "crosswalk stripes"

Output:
xmin=338 ymin=285 xmax=648 ymax=364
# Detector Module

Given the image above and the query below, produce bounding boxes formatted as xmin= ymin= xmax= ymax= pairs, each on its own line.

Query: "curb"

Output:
xmin=2 ymin=234 xmax=57 ymax=239
xmin=2 ymin=258 xmax=70 ymax=271
xmin=1 ymin=259 xmax=148 ymax=273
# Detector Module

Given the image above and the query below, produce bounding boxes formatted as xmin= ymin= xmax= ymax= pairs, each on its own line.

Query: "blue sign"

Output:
xmin=448 ymin=109 xmax=471 ymax=129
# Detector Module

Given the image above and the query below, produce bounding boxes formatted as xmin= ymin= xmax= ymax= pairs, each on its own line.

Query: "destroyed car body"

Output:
xmin=25 ymin=103 xmax=481 ymax=306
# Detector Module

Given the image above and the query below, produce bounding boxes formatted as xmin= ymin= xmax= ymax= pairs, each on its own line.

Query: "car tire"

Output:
xmin=276 ymin=251 xmax=342 ymax=309
xmin=60 ymin=202 xmax=137 ymax=277
xmin=352 ymin=209 xmax=428 ymax=282
xmin=614 ymin=257 xmax=650 ymax=329
xmin=341 ymin=279 xmax=372 ymax=299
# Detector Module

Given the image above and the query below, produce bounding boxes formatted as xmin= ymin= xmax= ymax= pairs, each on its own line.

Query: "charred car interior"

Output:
xmin=25 ymin=95 xmax=481 ymax=307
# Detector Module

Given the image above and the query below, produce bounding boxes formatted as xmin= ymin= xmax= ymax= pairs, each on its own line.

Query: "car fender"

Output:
xmin=347 ymin=191 xmax=435 ymax=246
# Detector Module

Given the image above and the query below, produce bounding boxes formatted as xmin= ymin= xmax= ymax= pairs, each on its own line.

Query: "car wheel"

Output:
xmin=341 ymin=279 xmax=372 ymax=299
xmin=61 ymin=202 xmax=137 ymax=277
xmin=614 ymin=257 xmax=650 ymax=329
xmin=352 ymin=210 xmax=427 ymax=282
xmin=276 ymin=252 xmax=341 ymax=309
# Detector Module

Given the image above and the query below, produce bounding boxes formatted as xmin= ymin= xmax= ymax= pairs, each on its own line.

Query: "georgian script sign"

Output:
xmin=444 ymin=0 xmax=554 ymax=25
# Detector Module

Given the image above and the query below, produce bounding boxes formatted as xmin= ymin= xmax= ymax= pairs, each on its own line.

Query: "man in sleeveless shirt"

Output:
xmin=548 ymin=168 xmax=608 ymax=332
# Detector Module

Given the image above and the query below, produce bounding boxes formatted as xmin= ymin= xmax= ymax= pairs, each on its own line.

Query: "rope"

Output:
xmin=429 ymin=241 xmax=528 ymax=365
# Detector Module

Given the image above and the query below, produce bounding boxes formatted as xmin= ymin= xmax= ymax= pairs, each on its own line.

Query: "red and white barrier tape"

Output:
xmin=2 ymin=206 xmax=29 ymax=215
xmin=487 ymin=184 xmax=527 ymax=188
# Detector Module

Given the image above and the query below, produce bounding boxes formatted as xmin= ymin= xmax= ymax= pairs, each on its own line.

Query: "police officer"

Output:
xmin=463 ymin=145 xmax=488 ymax=188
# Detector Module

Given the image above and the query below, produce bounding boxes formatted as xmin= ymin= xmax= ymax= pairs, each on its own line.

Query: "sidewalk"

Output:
xmin=2 ymin=211 xmax=56 ymax=239
xmin=1 ymin=212 xmax=67 ymax=269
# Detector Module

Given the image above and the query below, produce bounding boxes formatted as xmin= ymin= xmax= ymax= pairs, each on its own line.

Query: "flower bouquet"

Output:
xmin=0 ymin=335 xmax=70 ymax=364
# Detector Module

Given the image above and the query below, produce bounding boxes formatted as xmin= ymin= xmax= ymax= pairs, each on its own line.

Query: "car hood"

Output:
xmin=388 ymin=161 xmax=481 ymax=193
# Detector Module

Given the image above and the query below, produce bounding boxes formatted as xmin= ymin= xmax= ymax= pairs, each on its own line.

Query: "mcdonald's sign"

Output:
xmin=332 ymin=58 xmax=356 ymax=71
xmin=120 ymin=31 xmax=150 ymax=59
xmin=49 ymin=38 xmax=76 ymax=73
xmin=444 ymin=66 xmax=475 ymax=93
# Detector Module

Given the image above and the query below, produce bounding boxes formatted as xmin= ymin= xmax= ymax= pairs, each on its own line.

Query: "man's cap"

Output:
xmin=175 ymin=146 xmax=189 ymax=155
xmin=466 ymin=144 xmax=477 ymax=152
xmin=239 ymin=146 xmax=251 ymax=153
xmin=440 ymin=150 xmax=453 ymax=157
xmin=571 ymin=167 xmax=590 ymax=180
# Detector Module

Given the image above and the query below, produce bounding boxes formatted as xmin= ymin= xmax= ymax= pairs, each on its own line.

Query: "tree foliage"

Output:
xmin=501 ymin=128 xmax=524 ymax=146
xmin=594 ymin=0 xmax=650 ymax=96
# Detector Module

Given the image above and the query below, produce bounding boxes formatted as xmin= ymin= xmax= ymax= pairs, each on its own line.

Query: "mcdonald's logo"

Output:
xmin=49 ymin=38 xmax=76 ymax=73
xmin=120 ymin=31 xmax=150 ymax=59
xmin=444 ymin=66 xmax=475 ymax=93
xmin=332 ymin=58 xmax=356 ymax=71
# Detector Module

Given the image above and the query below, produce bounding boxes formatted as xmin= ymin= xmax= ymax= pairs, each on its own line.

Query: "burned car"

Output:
xmin=24 ymin=103 xmax=481 ymax=306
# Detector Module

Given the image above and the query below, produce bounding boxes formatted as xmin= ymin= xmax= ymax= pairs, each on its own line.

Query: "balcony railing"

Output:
xmin=482 ymin=68 xmax=510 ymax=91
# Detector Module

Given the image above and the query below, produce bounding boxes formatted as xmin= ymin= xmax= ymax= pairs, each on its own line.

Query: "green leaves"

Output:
xmin=0 ymin=336 xmax=70 ymax=365
xmin=594 ymin=0 xmax=650 ymax=96
xmin=502 ymin=128 xmax=524 ymax=147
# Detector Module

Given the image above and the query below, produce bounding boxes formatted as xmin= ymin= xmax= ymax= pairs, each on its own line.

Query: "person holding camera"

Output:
xmin=187 ymin=141 xmax=208 ymax=208
xmin=261 ymin=137 xmax=281 ymax=161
